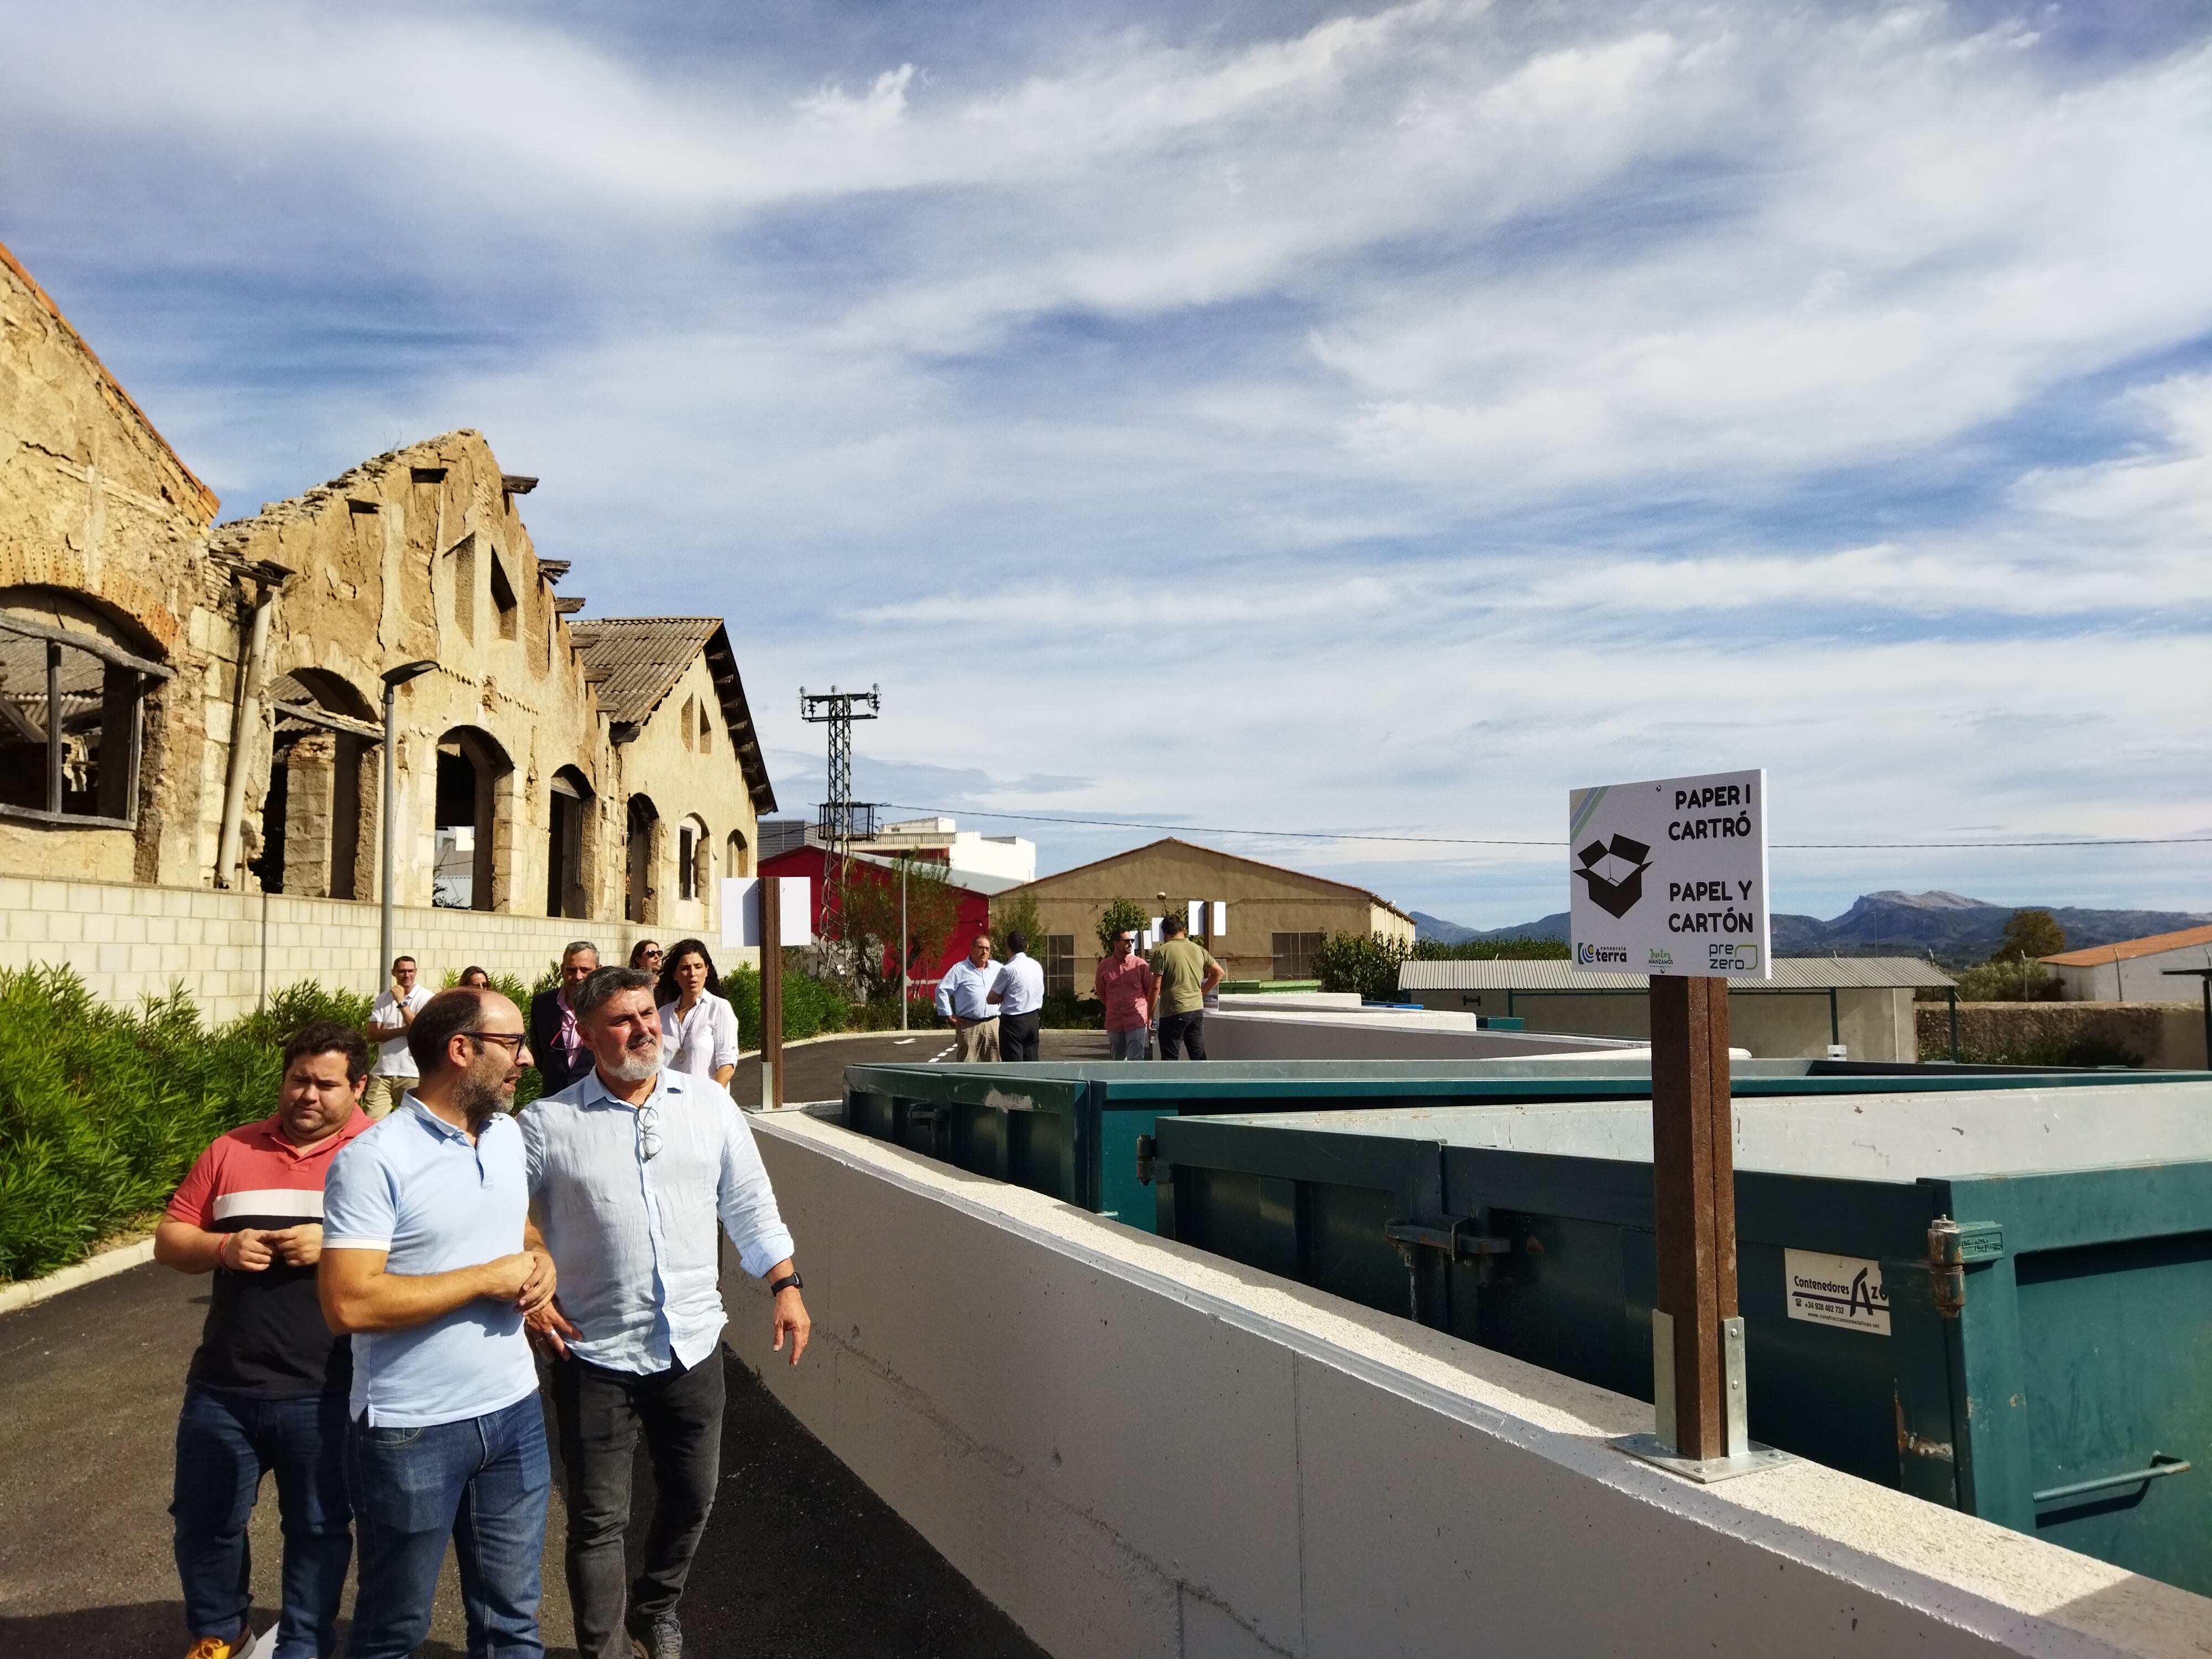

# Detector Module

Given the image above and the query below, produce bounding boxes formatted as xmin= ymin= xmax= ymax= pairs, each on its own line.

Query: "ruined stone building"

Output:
xmin=1 ymin=238 xmax=775 ymax=1015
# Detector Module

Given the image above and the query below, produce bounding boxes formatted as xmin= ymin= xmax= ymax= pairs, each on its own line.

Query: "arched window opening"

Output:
xmin=724 ymin=829 xmax=749 ymax=879
xmin=680 ymin=695 xmax=696 ymax=752
xmin=625 ymin=794 xmax=660 ymax=924
xmin=256 ymin=669 xmax=378 ymax=898
xmin=697 ymin=698 xmax=712 ymax=753
xmin=547 ymin=765 xmax=594 ymax=919
xmin=0 ymin=588 xmax=171 ymax=830
xmin=434 ymin=725 xmax=512 ymax=911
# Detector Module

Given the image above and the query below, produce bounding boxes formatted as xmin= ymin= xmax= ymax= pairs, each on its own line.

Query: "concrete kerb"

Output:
xmin=727 ymin=1113 xmax=2212 ymax=1659
xmin=0 ymin=1237 xmax=157 ymax=1317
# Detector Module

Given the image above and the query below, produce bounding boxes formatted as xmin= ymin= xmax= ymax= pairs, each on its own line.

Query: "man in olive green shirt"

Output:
xmin=1147 ymin=915 xmax=1223 ymax=1060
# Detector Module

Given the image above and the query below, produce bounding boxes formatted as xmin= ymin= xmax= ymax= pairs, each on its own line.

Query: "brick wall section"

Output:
xmin=0 ymin=873 xmax=751 ymax=1022
xmin=1915 ymin=1000 xmax=2208 ymax=1070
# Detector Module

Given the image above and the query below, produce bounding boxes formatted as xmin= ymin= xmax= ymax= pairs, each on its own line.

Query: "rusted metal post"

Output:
xmin=760 ymin=876 xmax=785 ymax=1110
xmin=1648 ymin=974 xmax=1738 ymax=1459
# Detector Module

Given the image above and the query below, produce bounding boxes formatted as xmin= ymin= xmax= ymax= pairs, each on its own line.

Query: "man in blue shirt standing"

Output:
xmin=935 ymin=932 xmax=1003 ymax=1061
xmin=521 ymin=966 xmax=809 ymax=1659
xmin=319 ymin=986 xmax=557 ymax=1659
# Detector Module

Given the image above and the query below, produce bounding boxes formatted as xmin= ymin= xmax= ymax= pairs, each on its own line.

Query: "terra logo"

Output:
xmin=1577 ymin=942 xmax=1628 ymax=966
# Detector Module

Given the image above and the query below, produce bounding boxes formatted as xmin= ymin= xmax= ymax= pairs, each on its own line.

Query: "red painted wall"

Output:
xmin=759 ymin=846 xmax=993 ymax=993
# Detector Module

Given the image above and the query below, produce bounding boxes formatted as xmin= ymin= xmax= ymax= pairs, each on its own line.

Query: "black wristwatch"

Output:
xmin=769 ymin=1270 xmax=803 ymax=1295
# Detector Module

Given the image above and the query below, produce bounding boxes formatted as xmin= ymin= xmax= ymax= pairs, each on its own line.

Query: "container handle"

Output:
xmin=2032 ymin=1453 xmax=2191 ymax=1506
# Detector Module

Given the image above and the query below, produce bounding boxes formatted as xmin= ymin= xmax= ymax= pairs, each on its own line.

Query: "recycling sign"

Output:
xmin=1567 ymin=769 xmax=1771 ymax=979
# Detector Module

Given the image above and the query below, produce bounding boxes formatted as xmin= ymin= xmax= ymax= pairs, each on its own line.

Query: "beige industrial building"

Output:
xmin=1397 ymin=957 xmax=1956 ymax=1061
xmin=1003 ymin=837 xmax=1414 ymax=997
xmin=0 ymin=237 xmax=774 ymax=1016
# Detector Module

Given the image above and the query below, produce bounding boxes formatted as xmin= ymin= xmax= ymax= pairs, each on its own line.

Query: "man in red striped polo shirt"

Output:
xmin=155 ymin=1020 xmax=373 ymax=1659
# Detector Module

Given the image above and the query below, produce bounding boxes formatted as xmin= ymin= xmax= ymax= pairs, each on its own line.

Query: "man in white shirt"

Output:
xmin=987 ymin=929 xmax=1047 ymax=1062
xmin=934 ymin=933 xmax=1002 ymax=1061
xmin=521 ymin=966 xmax=807 ymax=1659
xmin=361 ymin=955 xmax=431 ymax=1119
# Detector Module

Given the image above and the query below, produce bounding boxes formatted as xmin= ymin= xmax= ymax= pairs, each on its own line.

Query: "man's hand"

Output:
xmin=771 ymin=1287 xmax=810 ymax=1368
xmin=222 ymin=1228 xmax=275 ymax=1272
xmin=268 ymin=1224 xmax=323 ymax=1268
xmin=477 ymin=1252 xmax=537 ymax=1303
xmin=518 ymin=1246 xmax=558 ymax=1317
xmin=525 ymin=1299 xmax=582 ymax=1359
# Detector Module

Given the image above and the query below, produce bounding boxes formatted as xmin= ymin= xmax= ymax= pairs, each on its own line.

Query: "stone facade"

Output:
xmin=1 ymin=237 xmax=775 ymax=1003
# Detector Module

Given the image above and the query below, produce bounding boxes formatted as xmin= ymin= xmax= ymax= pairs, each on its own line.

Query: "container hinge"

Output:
xmin=1926 ymin=1219 xmax=2003 ymax=1319
xmin=1135 ymin=1135 xmax=1169 ymax=1187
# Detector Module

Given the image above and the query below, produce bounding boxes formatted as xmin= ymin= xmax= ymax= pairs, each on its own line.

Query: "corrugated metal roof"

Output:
xmin=1399 ymin=957 xmax=1957 ymax=992
xmin=2044 ymin=924 xmax=2212 ymax=968
xmin=571 ymin=617 xmax=775 ymax=814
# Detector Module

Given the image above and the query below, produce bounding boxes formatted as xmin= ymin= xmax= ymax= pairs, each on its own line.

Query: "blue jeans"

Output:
xmin=170 ymin=1384 xmax=352 ymax=1659
xmin=1108 ymin=1026 xmax=1149 ymax=1061
xmin=345 ymin=1394 xmax=550 ymax=1659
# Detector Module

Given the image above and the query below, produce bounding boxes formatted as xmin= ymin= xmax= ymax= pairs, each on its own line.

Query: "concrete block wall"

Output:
xmin=0 ymin=873 xmax=758 ymax=1021
xmin=722 ymin=1112 xmax=2211 ymax=1659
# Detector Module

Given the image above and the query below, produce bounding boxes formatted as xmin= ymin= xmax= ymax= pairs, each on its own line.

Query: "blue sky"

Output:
xmin=5 ymin=1 xmax=2208 ymax=927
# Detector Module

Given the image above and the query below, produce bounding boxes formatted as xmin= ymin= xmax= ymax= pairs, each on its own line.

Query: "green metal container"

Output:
xmin=842 ymin=1057 xmax=2206 ymax=1233
xmin=1150 ymin=1086 xmax=2212 ymax=1593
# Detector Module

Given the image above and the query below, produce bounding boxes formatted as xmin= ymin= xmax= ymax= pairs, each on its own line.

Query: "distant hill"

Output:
xmin=1416 ymin=891 xmax=2210 ymax=963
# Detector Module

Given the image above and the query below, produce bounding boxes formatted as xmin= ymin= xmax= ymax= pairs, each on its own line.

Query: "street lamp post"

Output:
xmin=378 ymin=661 xmax=439 ymax=986
xmin=899 ymin=854 xmax=909 ymax=1031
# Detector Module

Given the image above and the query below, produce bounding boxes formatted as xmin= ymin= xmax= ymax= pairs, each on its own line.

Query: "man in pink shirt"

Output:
xmin=1093 ymin=927 xmax=1153 ymax=1061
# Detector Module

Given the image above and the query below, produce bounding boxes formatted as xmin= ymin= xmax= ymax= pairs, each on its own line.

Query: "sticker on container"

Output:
xmin=1784 ymin=1249 xmax=1888 ymax=1335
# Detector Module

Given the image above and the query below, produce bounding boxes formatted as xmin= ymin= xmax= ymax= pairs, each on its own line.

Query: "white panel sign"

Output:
xmin=1567 ymin=768 xmax=1770 ymax=979
xmin=1211 ymin=901 xmax=1228 ymax=937
xmin=723 ymin=877 xmax=817 ymax=948
xmin=1187 ymin=900 xmax=1205 ymax=935
xmin=1784 ymin=1249 xmax=1889 ymax=1335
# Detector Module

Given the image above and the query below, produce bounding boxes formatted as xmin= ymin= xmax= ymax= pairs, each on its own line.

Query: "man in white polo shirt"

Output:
xmin=987 ymin=928 xmax=1047 ymax=1061
xmin=361 ymin=955 xmax=431 ymax=1120
xmin=319 ymin=986 xmax=557 ymax=1659
xmin=522 ymin=966 xmax=808 ymax=1659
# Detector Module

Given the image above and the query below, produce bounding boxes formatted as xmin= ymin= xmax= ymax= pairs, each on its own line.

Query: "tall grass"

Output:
xmin=0 ymin=967 xmax=373 ymax=1282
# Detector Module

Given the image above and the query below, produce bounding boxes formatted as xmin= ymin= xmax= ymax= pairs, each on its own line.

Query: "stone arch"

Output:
xmin=256 ymin=667 xmax=378 ymax=899
xmin=433 ymin=724 xmax=513 ymax=911
xmin=625 ymin=792 xmax=662 ymax=924
xmin=0 ymin=584 xmax=170 ymax=833
xmin=724 ymin=827 xmax=750 ymax=879
xmin=546 ymin=763 xmax=596 ymax=920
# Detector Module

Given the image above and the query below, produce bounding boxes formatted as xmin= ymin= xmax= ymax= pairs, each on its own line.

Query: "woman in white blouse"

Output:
xmin=655 ymin=937 xmax=740 ymax=1088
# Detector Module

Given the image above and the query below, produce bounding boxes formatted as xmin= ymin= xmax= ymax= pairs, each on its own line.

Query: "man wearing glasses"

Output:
xmin=519 ymin=966 xmax=808 ymax=1659
xmin=318 ymin=987 xmax=559 ymax=1658
xmin=1094 ymin=929 xmax=1155 ymax=1061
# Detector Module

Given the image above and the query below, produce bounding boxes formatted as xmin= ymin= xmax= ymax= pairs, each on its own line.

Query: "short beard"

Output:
xmin=453 ymin=1065 xmax=511 ymax=1131
xmin=607 ymin=1041 xmax=660 ymax=1085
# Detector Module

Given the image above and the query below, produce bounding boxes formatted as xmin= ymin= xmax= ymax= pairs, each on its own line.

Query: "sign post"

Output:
xmin=760 ymin=874 xmax=784 ymax=1112
xmin=1571 ymin=769 xmax=1788 ymax=1480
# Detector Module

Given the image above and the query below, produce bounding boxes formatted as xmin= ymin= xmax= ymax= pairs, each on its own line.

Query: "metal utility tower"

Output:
xmin=799 ymin=683 xmax=880 ymax=943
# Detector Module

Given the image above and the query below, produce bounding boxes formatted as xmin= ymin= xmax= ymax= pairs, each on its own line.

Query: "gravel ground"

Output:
xmin=0 ymin=1029 xmax=1073 ymax=1658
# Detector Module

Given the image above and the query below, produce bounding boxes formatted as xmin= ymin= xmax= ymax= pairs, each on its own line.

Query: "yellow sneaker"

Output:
xmin=183 ymin=1633 xmax=241 ymax=1659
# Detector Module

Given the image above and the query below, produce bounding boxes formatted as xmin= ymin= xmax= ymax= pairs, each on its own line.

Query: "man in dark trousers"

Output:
xmin=522 ymin=966 xmax=811 ymax=1659
xmin=1148 ymin=913 xmax=1223 ymax=1060
xmin=529 ymin=940 xmax=601 ymax=1096
xmin=155 ymin=1020 xmax=373 ymax=1659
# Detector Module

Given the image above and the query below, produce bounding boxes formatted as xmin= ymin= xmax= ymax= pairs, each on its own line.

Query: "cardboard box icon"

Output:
xmin=1575 ymin=834 xmax=1651 ymax=919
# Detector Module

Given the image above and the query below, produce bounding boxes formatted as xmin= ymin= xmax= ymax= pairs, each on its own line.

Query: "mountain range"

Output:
xmin=1411 ymin=891 xmax=2212 ymax=964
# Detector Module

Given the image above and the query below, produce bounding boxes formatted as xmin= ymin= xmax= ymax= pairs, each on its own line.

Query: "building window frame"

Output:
xmin=1271 ymin=931 xmax=1323 ymax=981
xmin=1044 ymin=933 xmax=1076 ymax=998
xmin=0 ymin=611 xmax=173 ymax=831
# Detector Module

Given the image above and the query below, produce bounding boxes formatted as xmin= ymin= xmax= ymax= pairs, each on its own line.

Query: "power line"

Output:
xmin=871 ymin=802 xmax=2212 ymax=854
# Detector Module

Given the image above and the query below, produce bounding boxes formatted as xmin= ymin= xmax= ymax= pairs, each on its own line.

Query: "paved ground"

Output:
xmin=728 ymin=1026 xmax=1110 ymax=1107
xmin=0 ymin=1030 xmax=1084 ymax=1658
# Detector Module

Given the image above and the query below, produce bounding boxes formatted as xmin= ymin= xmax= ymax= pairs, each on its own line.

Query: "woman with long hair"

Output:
xmin=456 ymin=966 xmax=492 ymax=989
xmin=629 ymin=939 xmax=664 ymax=973
xmin=655 ymin=937 xmax=739 ymax=1088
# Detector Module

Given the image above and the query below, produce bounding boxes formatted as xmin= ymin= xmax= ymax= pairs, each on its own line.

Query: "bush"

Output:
xmin=1957 ymin=1032 xmax=2144 ymax=1068
xmin=0 ymin=968 xmax=373 ymax=1282
xmin=1041 ymin=989 xmax=1104 ymax=1030
xmin=724 ymin=955 xmax=855 ymax=1048
xmin=1950 ymin=963 xmax=2063 ymax=1002
xmin=1315 ymin=932 xmax=1414 ymax=1001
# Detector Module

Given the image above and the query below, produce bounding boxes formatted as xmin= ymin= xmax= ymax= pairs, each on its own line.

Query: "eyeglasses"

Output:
xmin=463 ymin=1031 xmax=528 ymax=1054
xmin=635 ymin=1103 xmax=662 ymax=1162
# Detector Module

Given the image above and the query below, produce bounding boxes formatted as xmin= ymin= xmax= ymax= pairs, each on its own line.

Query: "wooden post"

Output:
xmin=1648 ymin=974 xmax=1738 ymax=1459
xmin=760 ymin=875 xmax=784 ymax=1110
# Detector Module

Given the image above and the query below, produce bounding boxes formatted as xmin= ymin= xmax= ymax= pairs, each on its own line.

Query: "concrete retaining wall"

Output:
xmin=721 ymin=1112 xmax=2210 ymax=1659
xmin=0 ymin=872 xmax=741 ymax=1021
xmin=1916 ymin=1000 xmax=2208 ymax=1070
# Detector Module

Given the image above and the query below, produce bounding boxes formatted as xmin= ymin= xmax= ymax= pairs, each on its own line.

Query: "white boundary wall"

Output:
xmin=0 ymin=872 xmax=734 ymax=1020
xmin=723 ymin=1113 xmax=2211 ymax=1659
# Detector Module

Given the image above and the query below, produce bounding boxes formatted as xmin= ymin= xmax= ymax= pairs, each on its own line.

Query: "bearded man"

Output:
xmin=520 ymin=966 xmax=809 ymax=1659
xmin=318 ymin=986 xmax=559 ymax=1659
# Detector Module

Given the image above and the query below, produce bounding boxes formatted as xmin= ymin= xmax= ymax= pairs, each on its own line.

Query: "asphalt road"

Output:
xmin=0 ymin=1031 xmax=1074 ymax=1659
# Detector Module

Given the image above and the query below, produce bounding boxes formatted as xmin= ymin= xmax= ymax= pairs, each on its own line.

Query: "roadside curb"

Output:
xmin=0 ymin=1237 xmax=156 ymax=1317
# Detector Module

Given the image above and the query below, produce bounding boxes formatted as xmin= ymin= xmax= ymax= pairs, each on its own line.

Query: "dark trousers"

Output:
xmin=550 ymin=1352 xmax=725 ymax=1659
xmin=998 ymin=1010 xmax=1041 ymax=1061
xmin=345 ymin=1393 xmax=550 ymax=1659
xmin=1157 ymin=1010 xmax=1207 ymax=1060
xmin=171 ymin=1384 xmax=351 ymax=1659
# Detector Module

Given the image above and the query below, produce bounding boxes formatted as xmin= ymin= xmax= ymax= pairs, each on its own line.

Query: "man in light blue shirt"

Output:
xmin=987 ymin=928 xmax=1048 ymax=1062
xmin=319 ymin=985 xmax=556 ymax=1659
xmin=935 ymin=932 xmax=1003 ymax=1061
xmin=521 ymin=966 xmax=808 ymax=1659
